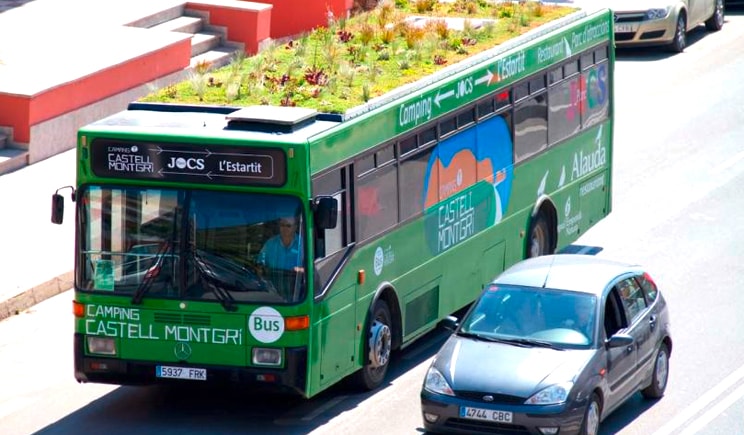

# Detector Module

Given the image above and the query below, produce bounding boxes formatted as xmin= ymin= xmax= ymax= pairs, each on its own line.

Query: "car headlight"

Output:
xmin=525 ymin=382 xmax=574 ymax=405
xmin=645 ymin=8 xmax=669 ymax=20
xmin=424 ymin=366 xmax=454 ymax=396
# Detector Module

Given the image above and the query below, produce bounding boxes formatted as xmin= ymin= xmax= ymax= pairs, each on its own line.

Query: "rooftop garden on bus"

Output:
xmin=140 ymin=0 xmax=577 ymax=113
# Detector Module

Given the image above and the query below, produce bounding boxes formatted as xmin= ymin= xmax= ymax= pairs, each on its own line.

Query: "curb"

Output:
xmin=0 ymin=271 xmax=73 ymax=321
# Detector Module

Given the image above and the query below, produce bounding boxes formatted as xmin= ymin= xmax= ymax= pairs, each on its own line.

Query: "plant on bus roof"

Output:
xmin=140 ymin=0 xmax=576 ymax=113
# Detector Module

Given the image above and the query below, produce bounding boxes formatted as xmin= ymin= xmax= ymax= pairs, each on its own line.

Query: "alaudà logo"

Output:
xmin=571 ymin=141 xmax=606 ymax=180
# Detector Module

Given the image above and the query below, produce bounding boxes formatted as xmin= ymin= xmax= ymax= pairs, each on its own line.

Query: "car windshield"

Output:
xmin=78 ymin=186 xmax=306 ymax=305
xmin=459 ymin=284 xmax=598 ymax=348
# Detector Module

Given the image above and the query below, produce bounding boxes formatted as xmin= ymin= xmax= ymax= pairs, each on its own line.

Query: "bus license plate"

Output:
xmin=460 ymin=406 xmax=513 ymax=423
xmin=156 ymin=366 xmax=207 ymax=381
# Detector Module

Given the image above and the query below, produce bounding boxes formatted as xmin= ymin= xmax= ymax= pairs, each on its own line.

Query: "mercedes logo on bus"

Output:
xmin=174 ymin=342 xmax=192 ymax=360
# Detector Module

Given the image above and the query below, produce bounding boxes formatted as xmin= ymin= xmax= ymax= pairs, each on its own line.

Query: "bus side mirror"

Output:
xmin=51 ymin=186 xmax=76 ymax=225
xmin=314 ymin=196 xmax=338 ymax=230
xmin=51 ymin=193 xmax=65 ymax=224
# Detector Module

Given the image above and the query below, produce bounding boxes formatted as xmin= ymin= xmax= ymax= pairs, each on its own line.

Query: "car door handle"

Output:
xmin=649 ymin=315 xmax=657 ymax=329
xmin=626 ymin=345 xmax=633 ymax=354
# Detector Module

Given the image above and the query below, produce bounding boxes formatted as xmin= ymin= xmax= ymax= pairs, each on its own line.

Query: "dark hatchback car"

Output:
xmin=420 ymin=255 xmax=672 ymax=435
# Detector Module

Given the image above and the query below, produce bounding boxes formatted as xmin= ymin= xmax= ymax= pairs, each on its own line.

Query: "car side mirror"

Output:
xmin=440 ymin=315 xmax=459 ymax=331
xmin=606 ymin=333 xmax=634 ymax=348
xmin=314 ymin=196 xmax=338 ymax=230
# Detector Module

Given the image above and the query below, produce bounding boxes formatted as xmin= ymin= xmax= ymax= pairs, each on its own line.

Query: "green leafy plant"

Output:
xmin=140 ymin=2 xmax=575 ymax=112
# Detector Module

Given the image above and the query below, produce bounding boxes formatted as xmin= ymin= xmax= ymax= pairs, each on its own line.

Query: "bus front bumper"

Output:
xmin=73 ymin=334 xmax=308 ymax=396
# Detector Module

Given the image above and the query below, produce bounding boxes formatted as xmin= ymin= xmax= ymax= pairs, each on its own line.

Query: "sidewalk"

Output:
xmin=0 ymin=0 xmax=186 ymax=320
xmin=0 ymin=149 xmax=76 ymax=320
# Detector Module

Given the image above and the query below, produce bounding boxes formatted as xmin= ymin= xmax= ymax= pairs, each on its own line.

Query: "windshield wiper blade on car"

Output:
xmin=191 ymin=249 xmax=237 ymax=312
xmin=499 ymin=337 xmax=564 ymax=350
xmin=457 ymin=331 xmax=510 ymax=343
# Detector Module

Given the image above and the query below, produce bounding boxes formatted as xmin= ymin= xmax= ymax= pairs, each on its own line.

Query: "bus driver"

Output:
xmin=258 ymin=216 xmax=303 ymax=271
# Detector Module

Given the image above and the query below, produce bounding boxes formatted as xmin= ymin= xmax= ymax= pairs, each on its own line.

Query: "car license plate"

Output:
xmin=156 ymin=365 xmax=207 ymax=381
xmin=614 ymin=23 xmax=634 ymax=33
xmin=460 ymin=406 xmax=513 ymax=423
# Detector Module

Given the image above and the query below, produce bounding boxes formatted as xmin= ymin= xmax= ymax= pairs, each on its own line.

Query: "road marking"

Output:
xmin=679 ymin=382 xmax=744 ymax=435
xmin=653 ymin=364 xmax=744 ymax=435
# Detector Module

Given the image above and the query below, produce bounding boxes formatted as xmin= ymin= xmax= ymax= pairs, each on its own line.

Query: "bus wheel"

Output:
xmin=528 ymin=213 xmax=552 ymax=258
xmin=354 ymin=299 xmax=392 ymax=391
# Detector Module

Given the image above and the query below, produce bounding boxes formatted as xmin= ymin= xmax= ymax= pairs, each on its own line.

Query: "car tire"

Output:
xmin=580 ymin=393 xmax=601 ymax=435
xmin=705 ymin=0 xmax=724 ymax=31
xmin=668 ymin=12 xmax=687 ymax=53
xmin=642 ymin=343 xmax=670 ymax=399
xmin=352 ymin=299 xmax=393 ymax=391
xmin=527 ymin=212 xmax=552 ymax=258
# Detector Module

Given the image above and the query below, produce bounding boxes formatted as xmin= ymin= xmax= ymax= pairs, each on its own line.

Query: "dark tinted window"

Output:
xmin=514 ymin=82 xmax=530 ymax=101
xmin=457 ymin=108 xmax=475 ymax=127
xmin=376 ymin=144 xmax=395 ymax=166
xmin=581 ymin=62 xmax=610 ymax=128
xmin=548 ymin=76 xmax=581 ymax=145
xmin=420 ymin=127 xmax=437 ymax=145
xmin=356 ymin=153 xmax=375 ymax=175
xmin=440 ymin=116 xmax=456 ymax=136
xmin=399 ymin=148 xmax=434 ymax=221
xmin=477 ymin=98 xmax=494 ymax=119
xmin=564 ymin=59 xmax=579 ymax=77
xmin=514 ymin=94 xmax=548 ymax=162
xmin=356 ymin=164 xmax=398 ymax=240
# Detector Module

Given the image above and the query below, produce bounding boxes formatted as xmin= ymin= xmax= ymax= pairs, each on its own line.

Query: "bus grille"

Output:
xmin=154 ymin=313 xmax=211 ymax=326
xmin=455 ymin=391 xmax=525 ymax=405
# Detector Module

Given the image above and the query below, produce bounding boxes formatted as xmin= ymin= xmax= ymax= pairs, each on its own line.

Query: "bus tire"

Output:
xmin=353 ymin=299 xmax=393 ymax=391
xmin=527 ymin=212 xmax=552 ymax=258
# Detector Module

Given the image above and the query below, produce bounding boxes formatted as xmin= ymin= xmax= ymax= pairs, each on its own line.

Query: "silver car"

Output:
xmin=421 ymin=254 xmax=672 ymax=435
xmin=611 ymin=0 xmax=724 ymax=52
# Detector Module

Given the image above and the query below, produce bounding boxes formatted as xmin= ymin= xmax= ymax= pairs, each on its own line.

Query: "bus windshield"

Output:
xmin=78 ymin=186 xmax=306 ymax=305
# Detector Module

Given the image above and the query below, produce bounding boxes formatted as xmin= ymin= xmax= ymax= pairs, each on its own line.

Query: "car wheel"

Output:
xmin=705 ymin=0 xmax=724 ymax=31
xmin=352 ymin=299 xmax=393 ymax=390
xmin=668 ymin=13 xmax=687 ymax=53
xmin=580 ymin=393 xmax=601 ymax=435
xmin=642 ymin=343 xmax=670 ymax=399
xmin=527 ymin=213 xmax=552 ymax=258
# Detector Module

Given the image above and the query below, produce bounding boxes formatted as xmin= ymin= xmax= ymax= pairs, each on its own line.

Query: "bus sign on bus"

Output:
xmin=91 ymin=140 xmax=286 ymax=186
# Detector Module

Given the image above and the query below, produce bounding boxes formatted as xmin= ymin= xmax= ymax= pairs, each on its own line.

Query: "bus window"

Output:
xmin=400 ymin=147 xmax=435 ymax=221
xmin=514 ymin=93 xmax=548 ymax=162
xmin=581 ymin=61 xmax=609 ymax=129
xmin=548 ymin=75 xmax=581 ymax=145
xmin=356 ymin=164 xmax=398 ymax=240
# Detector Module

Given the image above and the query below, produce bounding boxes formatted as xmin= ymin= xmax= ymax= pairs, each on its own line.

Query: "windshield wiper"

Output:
xmin=192 ymin=250 xmax=237 ymax=312
xmin=499 ymin=337 xmax=564 ymax=350
xmin=132 ymin=241 xmax=172 ymax=305
xmin=458 ymin=332 xmax=563 ymax=350
xmin=457 ymin=331 xmax=510 ymax=343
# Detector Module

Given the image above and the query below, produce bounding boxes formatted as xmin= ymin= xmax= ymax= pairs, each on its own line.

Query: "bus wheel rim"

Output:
xmin=369 ymin=320 xmax=391 ymax=368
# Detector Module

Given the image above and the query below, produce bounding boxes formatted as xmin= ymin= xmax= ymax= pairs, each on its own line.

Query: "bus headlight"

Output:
xmin=87 ymin=336 xmax=117 ymax=355
xmin=252 ymin=348 xmax=282 ymax=366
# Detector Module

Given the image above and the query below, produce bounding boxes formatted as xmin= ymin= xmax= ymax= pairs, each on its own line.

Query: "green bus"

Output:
xmin=51 ymin=8 xmax=614 ymax=398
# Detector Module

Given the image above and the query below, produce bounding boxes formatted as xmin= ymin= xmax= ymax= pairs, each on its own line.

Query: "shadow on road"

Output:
xmin=31 ymin=324 xmax=454 ymax=435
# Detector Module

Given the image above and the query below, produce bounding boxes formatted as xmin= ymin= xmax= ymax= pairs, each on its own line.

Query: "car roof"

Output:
xmin=492 ymin=254 xmax=642 ymax=296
